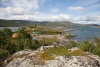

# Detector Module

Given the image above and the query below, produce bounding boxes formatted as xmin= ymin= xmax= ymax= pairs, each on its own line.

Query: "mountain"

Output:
xmin=0 ymin=19 xmax=48 ymax=27
xmin=0 ymin=19 xmax=80 ymax=27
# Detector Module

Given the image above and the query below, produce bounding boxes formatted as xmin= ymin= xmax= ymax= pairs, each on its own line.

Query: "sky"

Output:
xmin=0 ymin=0 xmax=100 ymax=24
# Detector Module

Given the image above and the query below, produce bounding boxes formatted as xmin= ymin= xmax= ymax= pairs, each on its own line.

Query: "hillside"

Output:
xmin=0 ymin=19 xmax=79 ymax=27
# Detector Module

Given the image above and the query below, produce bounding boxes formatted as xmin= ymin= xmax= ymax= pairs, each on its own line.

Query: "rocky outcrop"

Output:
xmin=5 ymin=48 xmax=100 ymax=67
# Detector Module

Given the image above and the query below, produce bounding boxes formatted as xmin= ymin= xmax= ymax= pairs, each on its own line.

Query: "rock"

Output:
xmin=69 ymin=47 xmax=80 ymax=52
xmin=5 ymin=49 xmax=100 ymax=67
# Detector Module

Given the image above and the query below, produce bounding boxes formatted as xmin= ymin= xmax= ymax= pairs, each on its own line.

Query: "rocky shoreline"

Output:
xmin=5 ymin=47 xmax=100 ymax=67
xmin=1 ymin=30 xmax=100 ymax=67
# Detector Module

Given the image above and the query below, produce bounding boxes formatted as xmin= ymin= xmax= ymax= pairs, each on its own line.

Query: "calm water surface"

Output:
xmin=70 ymin=26 xmax=100 ymax=42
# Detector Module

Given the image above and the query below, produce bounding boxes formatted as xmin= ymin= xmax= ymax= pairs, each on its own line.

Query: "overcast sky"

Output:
xmin=0 ymin=0 xmax=100 ymax=24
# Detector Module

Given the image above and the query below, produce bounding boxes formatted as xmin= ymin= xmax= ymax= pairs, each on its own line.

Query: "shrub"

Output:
xmin=94 ymin=37 xmax=100 ymax=47
xmin=0 ymin=48 xmax=9 ymax=59
xmin=92 ymin=47 xmax=100 ymax=56
xmin=65 ymin=41 xmax=77 ymax=49
xmin=78 ymin=40 xmax=94 ymax=52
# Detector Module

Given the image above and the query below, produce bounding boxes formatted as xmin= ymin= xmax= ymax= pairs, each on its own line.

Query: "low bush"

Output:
xmin=92 ymin=47 xmax=100 ymax=56
xmin=78 ymin=40 xmax=94 ymax=52
xmin=65 ymin=41 xmax=77 ymax=49
xmin=0 ymin=48 xmax=9 ymax=59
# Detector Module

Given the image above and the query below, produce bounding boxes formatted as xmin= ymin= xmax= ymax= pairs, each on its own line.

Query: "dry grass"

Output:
xmin=40 ymin=51 xmax=55 ymax=61
xmin=6 ymin=56 xmax=14 ymax=64
xmin=32 ymin=53 xmax=45 ymax=65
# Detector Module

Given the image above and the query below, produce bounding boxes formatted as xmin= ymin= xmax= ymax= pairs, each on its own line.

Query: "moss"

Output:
xmin=40 ymin=51 xmax=55 ymax=61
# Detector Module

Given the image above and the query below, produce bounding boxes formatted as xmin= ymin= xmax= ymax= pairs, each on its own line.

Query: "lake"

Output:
xmin=0 ymin=27 xmax=19 ymax=32
xmin=70 ymin=26 xmax=100 ymax=42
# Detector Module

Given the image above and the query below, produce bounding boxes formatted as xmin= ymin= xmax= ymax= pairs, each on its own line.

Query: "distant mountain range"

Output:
xmin=0 ymin=19 xmax=48 ymax=27
xmin=0 ymin=19 xmax=99 ymax=27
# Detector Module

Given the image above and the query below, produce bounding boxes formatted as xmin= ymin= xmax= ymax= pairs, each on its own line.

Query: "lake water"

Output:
xmin=0 ymin=27 xmax=19 ymax=32
xmin=70 ymin=26 xmax=100 ymax=42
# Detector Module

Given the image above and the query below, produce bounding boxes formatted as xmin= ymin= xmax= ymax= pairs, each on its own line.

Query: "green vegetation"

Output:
xmin=40 ymin=37 xmax=58 ymax=45
xmin=78 ymin=41 xmax=94 ymax=52
xmin=48 ymin=46 xmax=68 ymax=56
xmin=0 ymin=27 xmax=60 ymax=60
xmin=43 ymin=46 xmax=86 ymax=56
xmin=33 ymin=26 xmax=62 ymax=35
xmin=0 ymin=25 xmax=100 ymax=64
xmin=32 ymin=37 xmax=58 ymax=49
xmin=0 ymin=27 xmax=33 ymax=60
xmin=65 ymin=41 xmax=77 ymax=49
xmin=40 ymin=51 xmax=55 ymax=60
xmin=65 ymin=34 xmax=74 ymax=39
xmin=41 ymin=38 xmax=100 ymax=57
xmin=78 ymin=38 xmax=100 ymax=56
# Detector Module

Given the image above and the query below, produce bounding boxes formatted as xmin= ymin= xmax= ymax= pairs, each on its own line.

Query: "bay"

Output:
xmin=70 ymin=26 xmax=100 ymax=42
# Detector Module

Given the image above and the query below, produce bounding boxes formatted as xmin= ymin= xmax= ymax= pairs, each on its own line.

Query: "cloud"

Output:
xmin=6 ymin=7 xmax=26 ymax=15
xmin=39 ymin=0 xmax=46 ymax=5
xmin=0 ymin=0 xmax=44 ymax=17
xmin=0 ymin=7 xmax=27 ymax=15
xmin=89 ymin=4 xmax=100 ymax=9
xmin=51 ymin=14 xmax=70 ymax=21
xmin=76 ymin=0 xmax=100 ymax=6
xmin=11 ymin=0 xmax=39 ymax=10
xmin=6 ymin=14 xmax=70 ymax=21
xmin=51 ymin=8 xmax=59 ymax=13
xmin=67 ymin=6 xmax=85 ymax=11
xmin=74 ymin=15 xmax=100 ymax=24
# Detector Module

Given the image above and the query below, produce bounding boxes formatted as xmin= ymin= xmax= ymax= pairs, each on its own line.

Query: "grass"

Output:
xmin=30 ymin=26 xmax=62 ymax=35
xmin=41 ymin=37 xmax=58 ymax=45
xmin=65 ymin=34 xmax=74 ymax=39
xmin=32 ymin=53 xmax=45 ymax=65
xmin=40 ymin=51 xmax=55 ymax=61
xmin=32 ymin=52 xmax=54 ymax=65
xmin=67 ymin=50 xmax=87 ymax=56
xmin=33 ymin=37 xmax=59 ymax=48
xmin=46 ymin=46 xmax=87 ymax=56
xmin=47 ymin=46 xmax=68 ymax=56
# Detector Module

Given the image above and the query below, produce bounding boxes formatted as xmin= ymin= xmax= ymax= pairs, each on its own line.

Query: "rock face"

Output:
xmin=41 ymin=56 xmax=100 ymax=67
xmin=5 ymin=48 xmax=100 ymax=67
